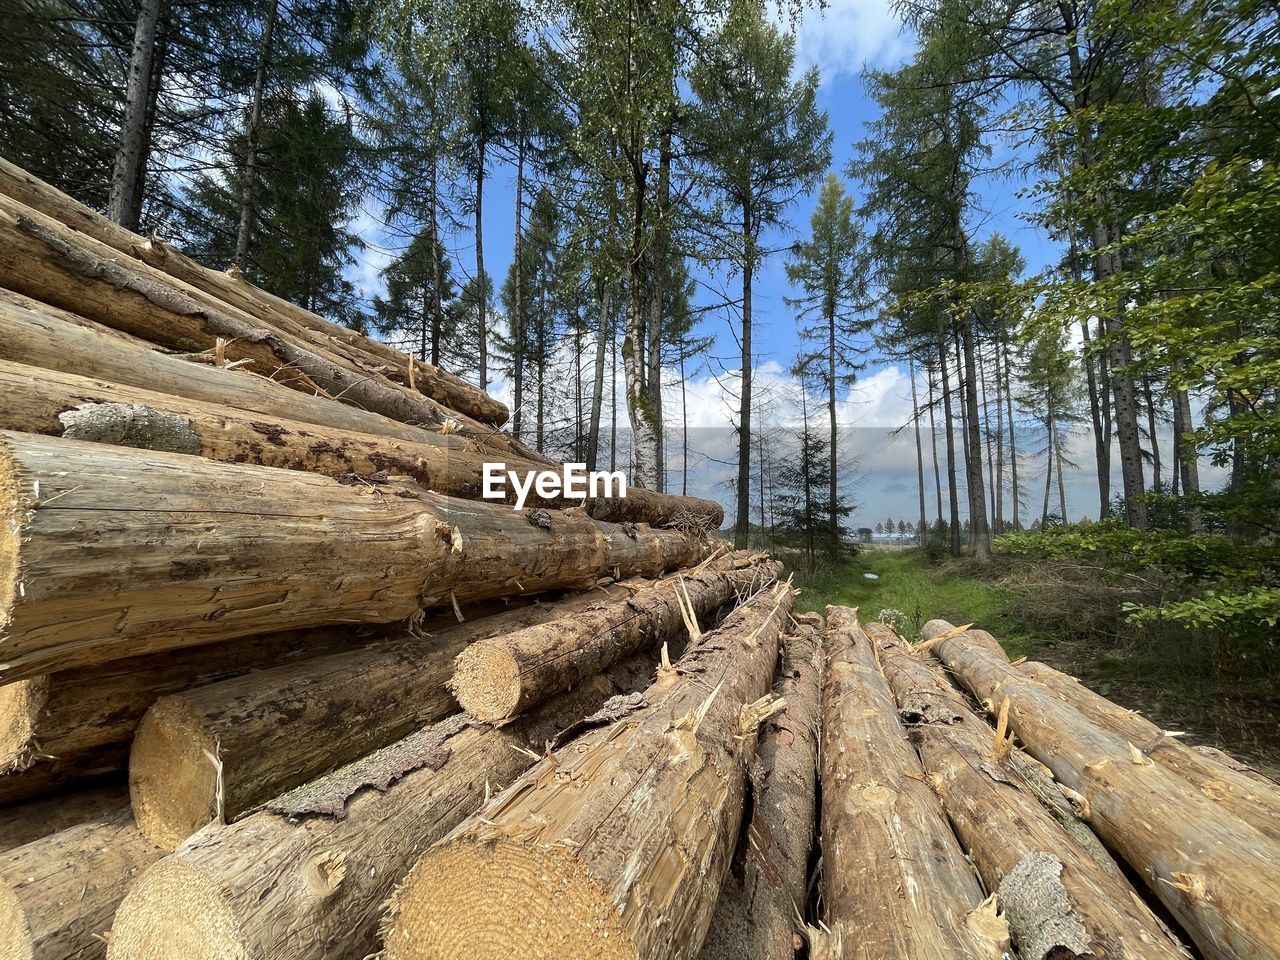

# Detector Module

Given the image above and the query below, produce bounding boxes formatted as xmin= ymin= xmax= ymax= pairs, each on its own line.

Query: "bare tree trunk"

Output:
xmin=1043 ymin=416 xmax=1055 ymax=524
xmin=1056 ymin=423 xmax=1069 ymax=521
xmin=829 ymin=305 xmax=840 ymax=548
xmin=430 ymin=153 xmax=442 ymax=368
xmin=107 ymin=0 xmax=163 ymax=229
xmin=735 ymin=209 xmax=754 ymax=549
xmin=928 ymin=366 xmax=943 ymax=523
xmin=233 ymin=0 xmax=279 ymax=272
xmin=680 ymin=350 xmax=689 ymax=496
xmin=1174 ymin=388 xmax=1201 ymax=530
xmin=1002 ymin=334 xmax=1021 ymax=529
xmin=474 ymin=140 xmax=488 ymax=390
xmin=961 ymin=318 xmax=992 ymax=560
xmin=511 ymin=134 xmax=526 ymax=441
xmin=939 ymin=341 xmax=962 ymax=555
xmin=646 ymin=129 xmax=672 ymax=493
xmin=587 ymin=283 xmax=610 ymax=472
xmin=979 ymin=340 xmax=998 ymax=527
xmin=910 ymin=356 xmax=928 ymax=546
xmin=992 ymin=339 xmax=1005 ymax=532
xmin=1143 ymin=375 xmax=1162 ymax=489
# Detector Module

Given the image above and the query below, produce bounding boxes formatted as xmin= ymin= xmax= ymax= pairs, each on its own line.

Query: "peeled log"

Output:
xmin=105 ymin=655 xmax=658 ymax=960
xmin=0 ymin=781 xmax=128 ymax=854
xmin=1018 ymin=659 xmax=1280 ymax=844
xmin=814 ymin=607 xmax=1007 ymax=960
xmin=0 ymin=624 xmax=381 ymax=803
xmin=0 ymin=356 xmax=722 ymax=528
xmin=870 ymin=624 xmax=1187 ymax=960
xmin=452 ymin=560 xmax=781 ymax=721
xmin=129 ymin=585 xmax=639 ymax=848
xmin=0 ymin=430 xmax=706 ymax=682
xmin=0 ymin=156 xmax=507 ymax=426
xmin=0 ymin=807 xmax=163 ymax=960
xmin=931 ymin=628 xmax=1280 ymax=960
xmin=382 ymin=583 xmax=796 ymax=960
xmin=701 ymin=623 xmax=823 ymax=960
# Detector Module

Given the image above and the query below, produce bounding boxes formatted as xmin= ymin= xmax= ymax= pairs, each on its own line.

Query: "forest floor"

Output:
xmin=793 ymin=547 xmax=1280 ymax=778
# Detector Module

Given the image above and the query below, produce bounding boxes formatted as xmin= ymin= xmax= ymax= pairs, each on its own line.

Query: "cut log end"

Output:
xmin=0 ymin=677 xmax=45 ymax=770
xmin=106 ymin=857 xmax=249 ymax=960
xmin=129 ymin=697 xmax=220 ymax=849
xmin=0 ymin=884 xmax=33 ymax=960
xmin=385 ymin=839 xmax=634 ymax=960
xmin=450 ymin=642 xmax=522 ymax=723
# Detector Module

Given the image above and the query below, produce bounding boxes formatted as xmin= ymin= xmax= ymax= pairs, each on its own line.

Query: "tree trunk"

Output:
xmin=587 ymin=283 xmax=610 ymax=472
xmin=700 ymin=623 xmax=823 ymax=960
xmin=0 ymin=158 xmax=507 ymax=425
xmin=814 ymin=607 xmax=1008 ymax=960
xmin=938 ymin=341 xmax=962 ymax=555
xmin=382 ymin=584 xmax=795 ymax=960
xmin=992 ymin=340 xmax=1005 ymax=532
xmin=106 ymin=657 xmax=659 ymax=960
xmin=1002 ymin=334 xmax=1021 ymax=529
xmin=1043 ymin=416 xmax=1055 ymax=524
xmin=931 ymin=628 xmax=1280 ymax=960
xmin=1144 ymin=376 xmax=1162 ymax=489
xmin=511 ymin=136 xmax=526 ymax=441
xmin=453 ymin=561 xmax=781 ymax=722
xmin=0 ymin=431 xmax=706 ymax=682
xmin=1017 ymin=659 xmax=1280 ymax=845
xmin=107 ymin=0 xmax=163 ymax=230
xmin=1174 ymin=388 xmax=1201 ymax=530
xmin=1056 ymin=428 xmax=1069 ymax=520
xmin=0 ymin=808 xmax=163 ymax=960
xmin=646 ymin=129 xmax=672 ymax=493
xmin=0 ymin=781 xmax=128 ymax=854
xmin=960 ymin=318 xmax=991 ymax=560
xmin=474 ymin=141 xmax=487 ymax=391
xmin=829 ymin=308 xmax=840 ymax=549
xmin=873 ymin=627 xmax=1189 ymax=960
xmin=128 ymin=589 xmax=636 ymax=849
xmin=681 ymin=351 xmax=689 ymax=496
xmin=979 ymin=341 xmax=997 ymax=526
xmin=911 ymin=357 xmax=928 ymax=546
xmin=928 ymin=366 xmax=943 ymax=523
xmin=735 ymin=215 xmax=754 ymax=549
xmin=232 ymin=0 xmax=279 ymax=272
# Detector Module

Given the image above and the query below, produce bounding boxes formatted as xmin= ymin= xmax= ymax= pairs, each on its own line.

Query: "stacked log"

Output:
xmin=106 ymin=652 xmax=663 ymax=960
xmin=812 ymin=607 xmax=1009 ymax=960
xmin=380 ymin=582 xmax=795 ymax=960
xmin=869 ymin=623 xmax=1187 ymax=959
xmin=927 ymin=620 xmax=1280 ymax=960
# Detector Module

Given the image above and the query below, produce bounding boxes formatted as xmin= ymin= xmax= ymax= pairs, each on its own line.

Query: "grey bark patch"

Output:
xmin=898 ymin=691 xmax=963 ymax=726
xmin=59 ymin=402 xmax=201 ymax=456
xmin=265 ymin=716 xmax=469 ymax=820
xmin=998 ymin=851 xmax=1092 ymax=959
xmin=550 ymin=691 xmax=648 ymax=749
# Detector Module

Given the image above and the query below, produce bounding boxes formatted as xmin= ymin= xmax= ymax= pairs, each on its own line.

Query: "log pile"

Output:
xmin=4 ymin=162 xmax=1280 ymax=960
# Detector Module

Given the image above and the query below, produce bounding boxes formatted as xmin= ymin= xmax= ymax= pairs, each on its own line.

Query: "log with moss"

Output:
xmin=869 ymin=622 xmax=1188 ymax=960
xmin=930 ymin=624 xmax=1280 ymax=960
xmin=0 ymin=781 xmax=128 ymax=854
xmin=813 ymin=607 xmax=1008 ymax=960
xmin=128 ymin=585 xmax=640 ymax=848
xmin=451 ymin=560 xmax=781 ymax=722
xmin=104 ymin=653 xmax=659 ymax=960
xmin=0 ymin=430 xmax=706 ymax=682
xmin=380 ymin=582 xmax=796 ymax=960
xmin=700 ymin=623 xmax=822 ymax=960
xmin=0 ymin=355 xmax=724 ymax=528
xmin=0 ymin=807 xmax=163 ymax=960
xmin=0 ymin=156 xmax=508 ymax=426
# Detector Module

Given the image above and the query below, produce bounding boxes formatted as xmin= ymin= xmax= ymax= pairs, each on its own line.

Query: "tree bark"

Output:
xmin=0 ymin=620 xmax=381 ymax=804
xmin=453 ymin=561 xmax=781 ymax=722
xmin=872 ymin=626 xmax=1189 ymax=960
xmin=0 ymin=781 xmax=128 ymax=854
xmin=931 ymin=629 xmax=1280 ymax=960
xmin=700 ymin=623 xmax=822 ymax=960
xmin=1017 ymin=659 xmax=1280 ymax=845
xmin=0 ymin=808 xmax=163 ymax=960
xmin=0 ymin=193 xmax=509 ymax=432
xmin=813 ymin=607 xmax=1008 ymax=960
xmin=1174 ymin=388 xmax=1201 ymax=530
xmin=127 ymin=589 xmax=636 ymax=849
xmin=232 ymin=0 xmax=278 ymax=272
xmin=736 ymin=211 xmax=754 ymax=549
xmin=938 ymin=342 xmax=962 ymax=555
xmin=0 ymin=431 xmax=707 ymax=682
xmin=588 ymin=283 xmax=610 ymax=472
xmin=107 ymin=0 xmax=163 ymax=230
xmin=382 ymin=583 xmax=795 ymax=960
xmin=960 ymin=319 xmax=991 ymax=560
xmin=928 ymin=366 xmax=944 ymax=522
xmin=911 ymin=357 xmax=928 ymax=545
xmin=106 ymin=656 xmax=659 ymax=960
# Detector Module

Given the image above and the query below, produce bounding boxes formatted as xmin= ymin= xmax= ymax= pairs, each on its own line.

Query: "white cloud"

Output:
xmin=787 ymin=0 xmax=914 ymax=83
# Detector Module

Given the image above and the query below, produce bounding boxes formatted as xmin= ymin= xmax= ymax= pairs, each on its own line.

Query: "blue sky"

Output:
xmin=344 ymin=0 xmax=1207 ymax=526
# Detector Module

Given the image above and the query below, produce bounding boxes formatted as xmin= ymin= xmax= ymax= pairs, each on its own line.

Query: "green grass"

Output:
xmin=790 ymin=547 xmax=1032 ymax=656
